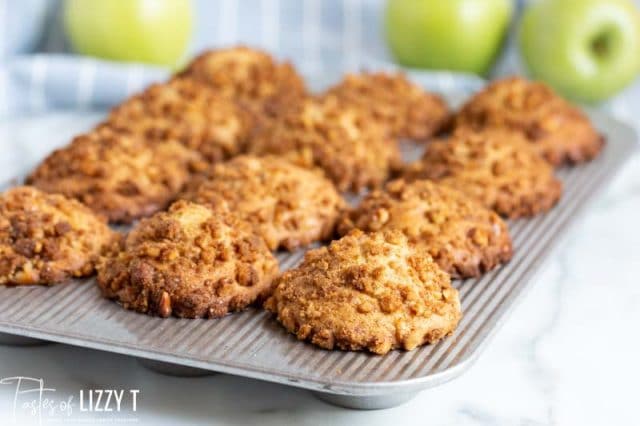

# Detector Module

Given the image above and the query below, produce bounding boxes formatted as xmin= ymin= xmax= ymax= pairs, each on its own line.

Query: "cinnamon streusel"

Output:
xmin=182 ymin=155 xmax=345 ymax=251
xmin=107 ymin=78 xmax=253 ymax=162
xmin=97 ymin=200 xmax=279 ymax=318
xmin=338 ymin=179 xmax=513 ymax=278
xmin=326 ymin=72 xmax=449 ymax=141
xmin=27 ymin=126 xmax=205 ymax=223
xmin=179 ymin=46 xmax=306 ymax=124
xmin=456 ymin=77 xmax=603 ymax=166
xmin=0 ymin=186 xmax=117 ymax=285
xmin=404 ymin=127 xmax=563 ymax=218
xmin=265 ymin=230 xmax=461 ymax=355
xmin=248 ymin=96 xmax=401 ymax=192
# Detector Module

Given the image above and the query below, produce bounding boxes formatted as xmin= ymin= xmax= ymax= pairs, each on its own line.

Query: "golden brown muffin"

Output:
xmin=338 ymin=179 xmax=512 ymax=278
xmin=179 ymin=46 xmax=306 ymax=114
xmin=182 ymin=155 xmax=345 ymax=251
xmin=456 ymin=77 xmax=604 ymax=166
xmin=404 ymin=128 xmax=563 ymax=219
xmin=106 ymin=78 xmax=253 ymax=162
xmin=0 ymin=186 xmax=118 ymax=285
xmin=325 ymin=72 xmax=450 ymax=141
xmin=26 ymin=126 xmax=205 ymax=223
xmin=97 ymin=200 xmax=279 ymax=318
xmin=248 ymin=96 xmax=402 ymax=192
xmin=265 ymin=230 xmax=461 ymax=355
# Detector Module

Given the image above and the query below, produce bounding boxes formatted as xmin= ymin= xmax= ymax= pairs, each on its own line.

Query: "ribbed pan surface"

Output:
xmin=0 ymin=112 xmax=635 ymax=397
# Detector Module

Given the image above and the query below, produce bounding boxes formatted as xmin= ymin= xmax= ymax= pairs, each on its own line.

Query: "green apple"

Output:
xmin=64 ymin=0 xmax=193 ymax=67
xmin=385 ymin=0 xmax=513 ymax=75
xmin=520 ymin=0 xmax=640 ymax=103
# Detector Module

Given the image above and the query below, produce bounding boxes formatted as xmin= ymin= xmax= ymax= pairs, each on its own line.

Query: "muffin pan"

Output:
xmin=0 ymin=97 xmax=635 ymax=410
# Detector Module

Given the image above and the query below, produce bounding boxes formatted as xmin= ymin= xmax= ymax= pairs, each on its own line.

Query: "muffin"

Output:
xmin=97 ymin=201 xmax=279 ymax=318
xmin=265 ymin=230 xmax=461 ymax=354
xmin=0 ymin=186 xmax=117 ymax=285
xmin=27 ymin=126 xmax=206 ymax=223
xmin=182 ymin=155 xmax=345 ymax=251
xmin=326 ymin=72 xmax=449 ymax=141
xmin=456 ymin=77 xmax=604 ymax=166
xmin=106 ymin=78 xmax=253 ymax=162
xmin=338 ymin=179 xmax=513 ymax=278
xmin=404 ymin=127 xmax=563 ymax=218
xmin=249 ymin=96 xmax=401 ymax=192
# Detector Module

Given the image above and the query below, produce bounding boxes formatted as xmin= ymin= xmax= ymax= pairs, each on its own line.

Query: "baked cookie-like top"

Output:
xmin=106 ymin=78 xmax=253 ymax=162
xmin=179 ymin=46 xmax=306 ymax=114
xmin=0 ymin=186 xmax=117 ymax=285
xmin=456 ymin=77 xmax=603 ymax=166
xmin=265 ymin=230 xmax=461 ymax=355
xmin=404 ymin=128 xmax=563 ymax=219
xmin=97 ymin=200 xmax=279 ymax=319
xmin=248 ymin=96 xmax=401 ymax=192
xmin=182 ymin=155 xmax=345 ymax=251
xmin=338 ymin=179 xmax=513 ymax=278
xmin=326 ymin=72 xmax=449 ymax=141
xmin=26 ymin=126 xmax=205 ymax=223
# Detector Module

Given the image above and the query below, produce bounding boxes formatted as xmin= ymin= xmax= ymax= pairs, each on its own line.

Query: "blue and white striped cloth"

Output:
xmin=0 ymin=0 xmax=638 ymax=131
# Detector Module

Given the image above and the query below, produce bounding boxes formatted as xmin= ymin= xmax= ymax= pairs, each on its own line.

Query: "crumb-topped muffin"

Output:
xmin=456 ymin=77 xmax=604 ymax=166
xmin=404 ymin=128 xmax=563 ymax=219
xmin=27 ymin=126 xmax=205 ymax=223
xmin=106 ymin=78 xmax=253 ymax=162
xmin=265 ymin=230 xmax=461 ymax=355
xmin=182 ymin=155 xmax=345 ymax=251
xmin=0 ymin=186 xmax=117 ymax=285
xmin=97 ymin=200 xmax=279 ymax=318
xmin=338 ymin=179 xmax=513 ymax=278
xmin=248 ymin=96 xmax=402 ymax=192
xmin=179 ymin=46 xmax=306 ymax=118
xmin=326 ymin=72 xmax=450 ymax=141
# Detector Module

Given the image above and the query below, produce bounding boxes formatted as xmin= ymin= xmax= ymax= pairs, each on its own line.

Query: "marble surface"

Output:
xmin=0 ymin=112 xmax=639 ymax=425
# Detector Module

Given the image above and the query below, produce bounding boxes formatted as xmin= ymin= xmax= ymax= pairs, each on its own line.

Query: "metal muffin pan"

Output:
xmin=0 ymin=106 xmax=636 ymax=410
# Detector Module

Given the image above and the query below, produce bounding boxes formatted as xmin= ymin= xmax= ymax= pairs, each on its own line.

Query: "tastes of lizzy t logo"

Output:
xmin=0 ymin=376 xmax=140 ymax=424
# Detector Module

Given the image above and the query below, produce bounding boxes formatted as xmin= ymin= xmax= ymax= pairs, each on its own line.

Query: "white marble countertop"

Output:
xmin=0 ymin=112 xmax=639 ymax=425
